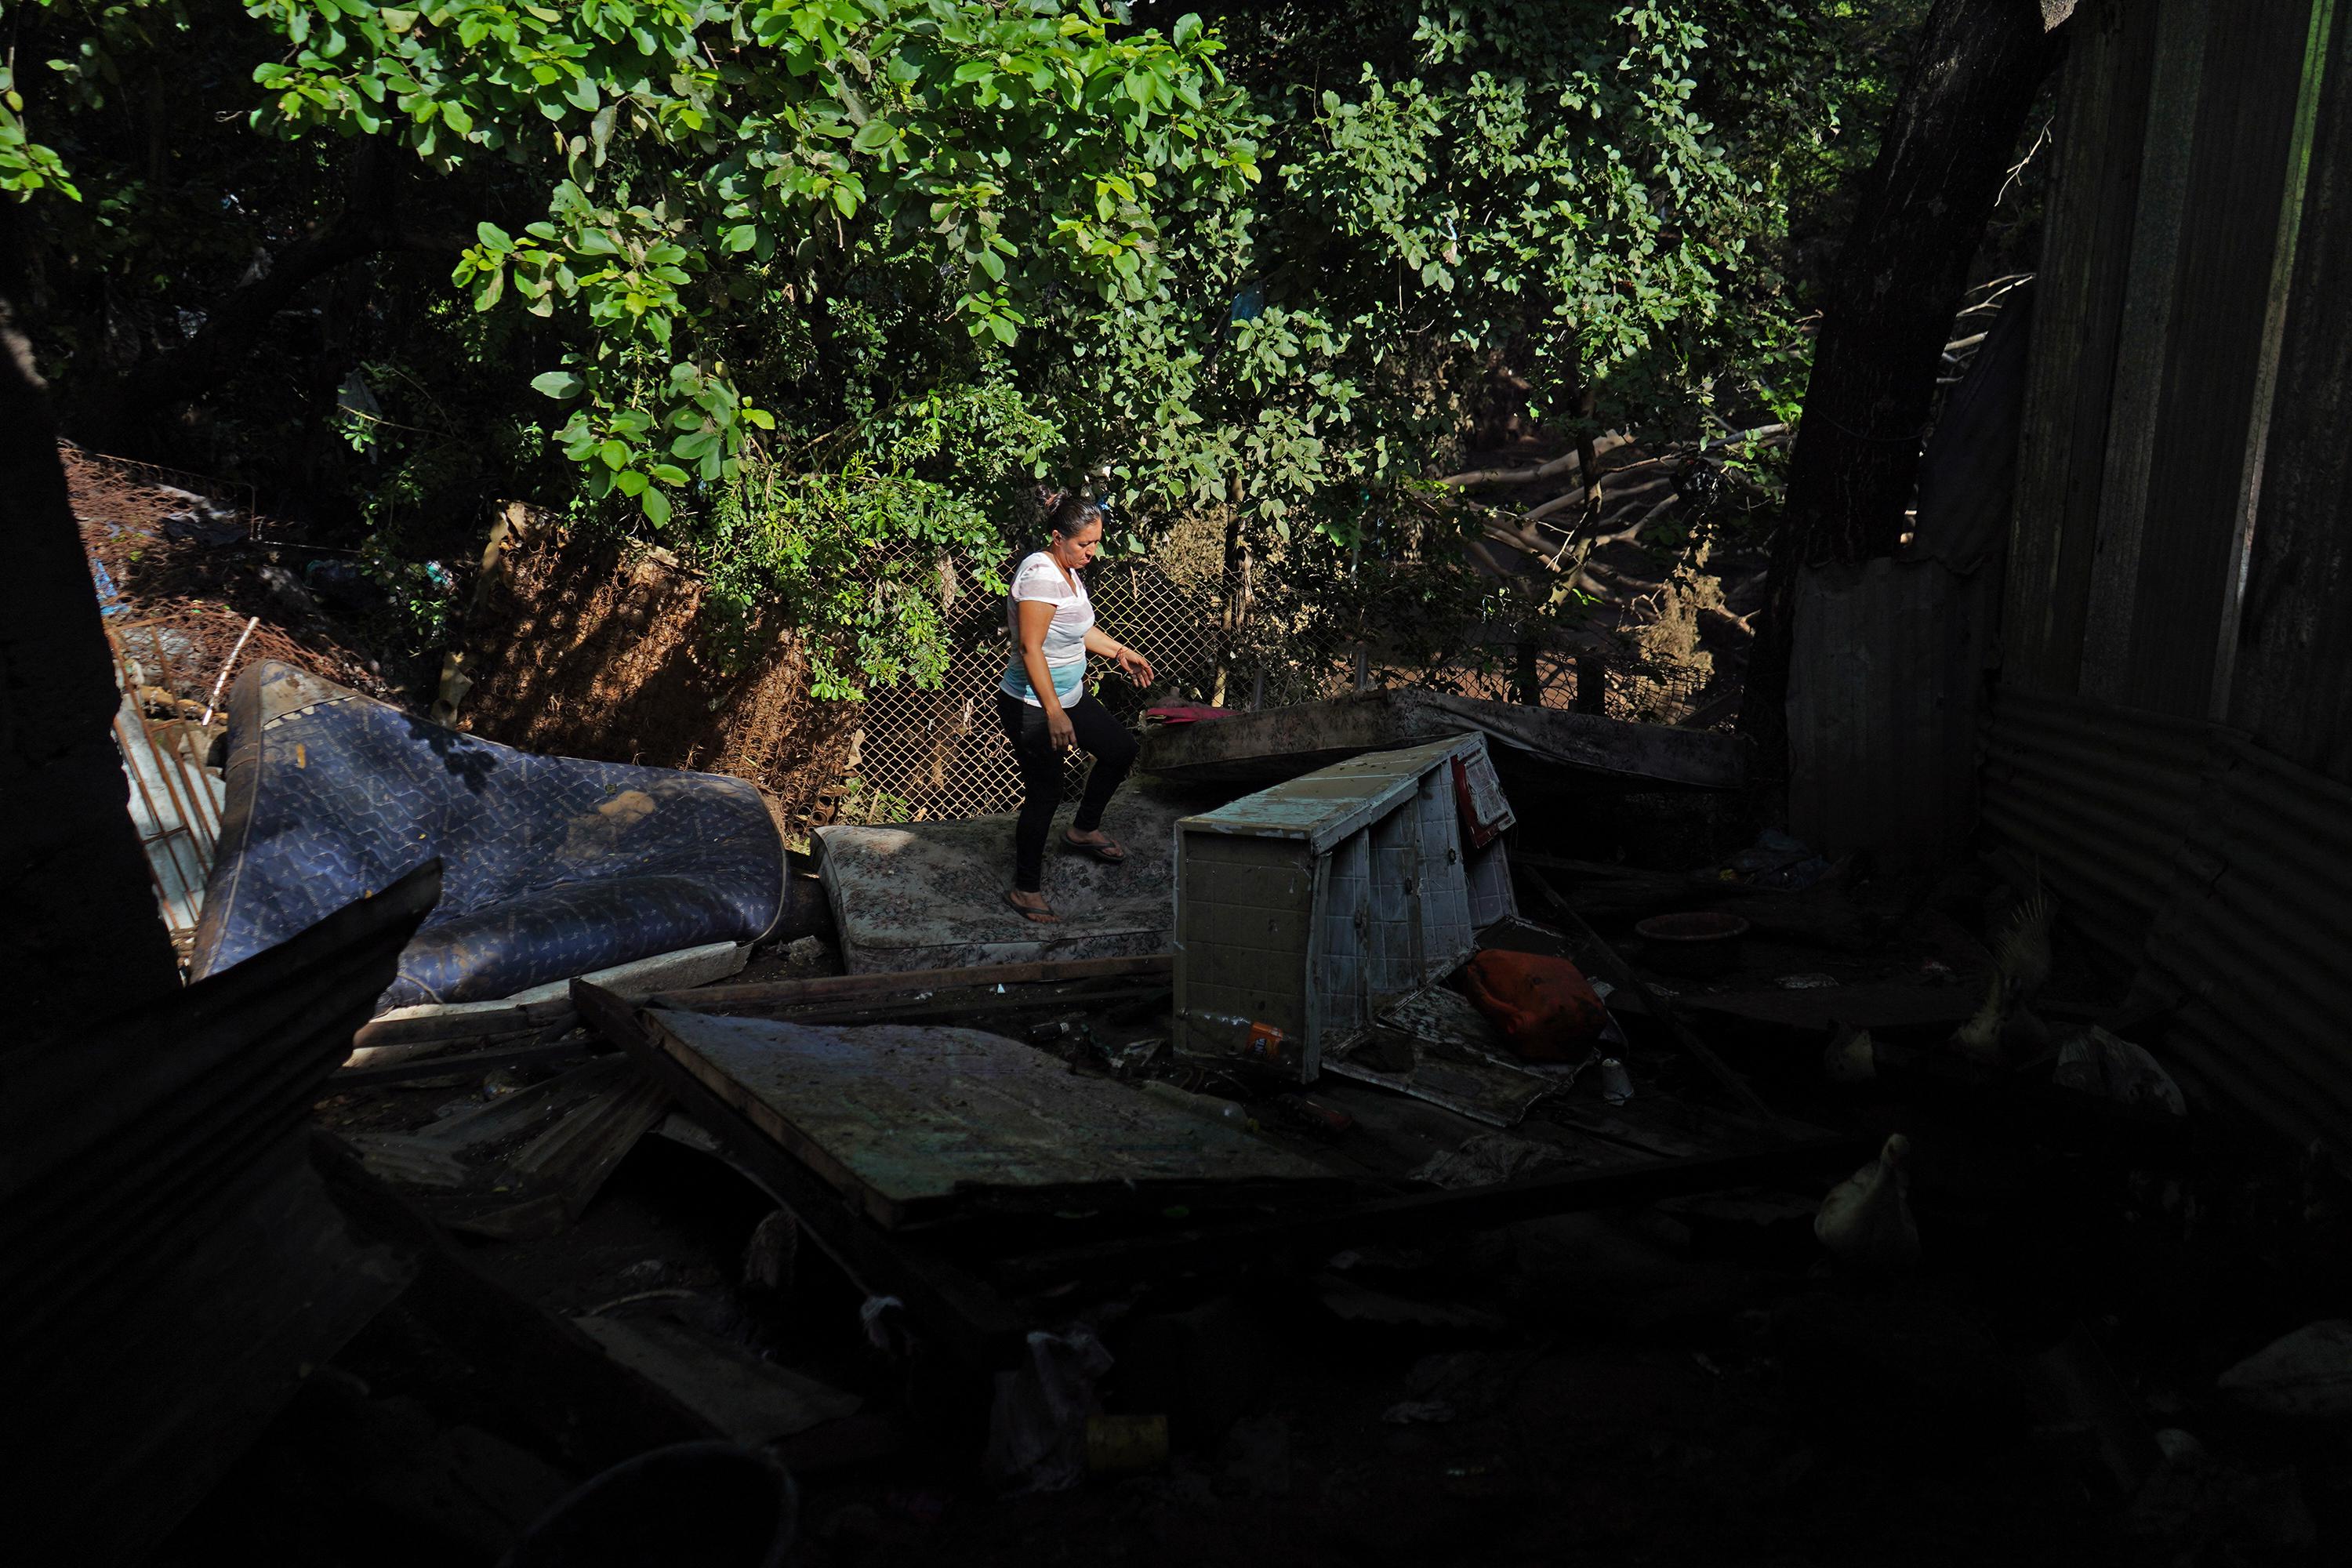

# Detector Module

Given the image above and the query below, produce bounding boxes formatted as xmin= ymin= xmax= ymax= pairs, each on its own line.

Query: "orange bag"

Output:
xmin=1463 ymin=949 xmax=1606 ymax=1062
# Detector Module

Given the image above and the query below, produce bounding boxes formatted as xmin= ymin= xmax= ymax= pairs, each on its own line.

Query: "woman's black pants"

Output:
xmin=995 ymin=690 xmax=1140 ymax=892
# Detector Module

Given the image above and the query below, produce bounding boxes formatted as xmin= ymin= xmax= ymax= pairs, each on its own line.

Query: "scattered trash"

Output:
xmin=1823 ymin=1025 xmax=1876 ymax=1083
xmin=859 ymin=1295 xmax=906 ymax=1353
xmin=1950 ymin=886 xmax=2055 ymax=1067
xmin=1184 ymin=1010 xmax=1289 ymax=1069
xmin=1083 ymin=1413 xmax=1170 ymax=1477
xmin=983 ymin=1329 xmax=1115 ymax=1494
xmin=572 ymin=1313 xmax=860 ymax=1445
xmin=1381 ymin=1399 xmax=1457 ymax=1425
xmin=303 ymin=557 xmax=387 ymax=616
xmin=1706 ymin=828 xmax=1832 ymax=891
xmin=1318 ymin=1279 xmax=1506 ymax=1332
xmin=1814 ymin=1134 xmax=1919 ymax=1272
xmin=2217 ymin=1319 xmax=2352 ymax=1418
xmin=1135 ymin=1078 xmax=1255 ymax=1131
xmin=503 ymin=1442 xmax=798 ymax=1568
xmin=2053 ymin=1027 xmax=2187 ymax=1116
xmin=1274 ymin=1094 xmax=1354 ymax=1136
xmin=1410 ymin=1131 xmax=1571 ymax=1190
xmin=1774 ymin=973 xmax=1839 ymax=990
xmin=1219 ymin=1413 xmax=1292 ymax=1497
xmin=1462 ymin=949 xmax=1606 ymax=1061
xmin=161 ymin=501 xmax=246 ymax=547
xmin=1599 ymin=1058 xmax=1635 ymax=1105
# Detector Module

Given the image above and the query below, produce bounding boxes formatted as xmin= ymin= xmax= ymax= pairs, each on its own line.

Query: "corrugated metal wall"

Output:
xmin=1981 ymin=0 xmax=2352 ymax=1149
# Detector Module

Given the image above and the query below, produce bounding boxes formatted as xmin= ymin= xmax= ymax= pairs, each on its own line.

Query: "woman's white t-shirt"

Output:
xmin=1001 ymin=550 xmax=1093 ymax=705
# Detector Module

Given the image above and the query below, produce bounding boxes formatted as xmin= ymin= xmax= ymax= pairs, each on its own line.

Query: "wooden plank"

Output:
xmin=572 ymin=981 xmax=1032 ymax=1368
xmin=334 ymin=1037 xmax=600 ymax=1088
xmin=573 ymin=1315 xmax=860 ymax=1444
xmin=995 ymin=1138 xmax=1872 ymax=1289
xmin=345 ymin=941 xmax=750 ymax=1065
xmin=652 ymin=953 xmax=1171 ymax=1014
xmin=451 ymin=1069 xmax=672 ymax=1240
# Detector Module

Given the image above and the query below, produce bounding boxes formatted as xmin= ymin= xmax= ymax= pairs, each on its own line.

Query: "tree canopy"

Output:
xmin=4 ymin=0 xmax=1913 ymax=695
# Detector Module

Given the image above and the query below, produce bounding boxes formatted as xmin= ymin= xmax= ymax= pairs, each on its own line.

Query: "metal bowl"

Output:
xmin=1632 ymin=910 xmax=1751 ymax=978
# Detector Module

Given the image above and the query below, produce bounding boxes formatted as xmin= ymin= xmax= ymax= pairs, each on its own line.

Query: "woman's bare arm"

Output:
xmin=1083 ymin=625 xmax=1155 ymax=685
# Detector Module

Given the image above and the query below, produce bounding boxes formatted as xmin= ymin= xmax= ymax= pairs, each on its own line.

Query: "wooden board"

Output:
xmin=645 ymin=1010 xmax=1338 ymax=1227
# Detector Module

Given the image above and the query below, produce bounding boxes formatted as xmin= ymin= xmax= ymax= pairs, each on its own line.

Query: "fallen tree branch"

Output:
xmin=1439 ymin=430 xmax=1634 ymax=488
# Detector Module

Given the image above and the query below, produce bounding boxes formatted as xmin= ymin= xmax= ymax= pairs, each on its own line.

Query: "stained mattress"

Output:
xmin=191 ymin=662 xmax=785 ymax=1011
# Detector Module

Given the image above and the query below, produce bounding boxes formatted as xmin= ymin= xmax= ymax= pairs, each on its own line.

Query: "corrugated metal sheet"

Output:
xmin=2224 ymin=0 xmax=2352 ymax=785
xmin=2140 ymin=739 xmax=2352 ymax=1148
xmin=2088 ymin=0 xmax=2317 ymax=715
xmin=2004 ymin=0 xmax=2162 ymax=691
xmin=1978 ymin=684 xmax=2229 ymax=967
xmin=1980 ymin=685 xmax=2352 ymax=1149
xmin=1788 ymin=557 xmax=1994 ymax=872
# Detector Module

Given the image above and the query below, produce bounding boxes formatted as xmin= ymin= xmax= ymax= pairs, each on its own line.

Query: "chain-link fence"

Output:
xmin=834 ymin=552 xmax=1230 ymax=822
xmin=829 ymin=537 xmax=1551 ymax=823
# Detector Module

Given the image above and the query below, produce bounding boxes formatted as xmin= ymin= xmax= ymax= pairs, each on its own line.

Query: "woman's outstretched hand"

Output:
xmin=1113 ymin=646 xmax=1156 ymax=687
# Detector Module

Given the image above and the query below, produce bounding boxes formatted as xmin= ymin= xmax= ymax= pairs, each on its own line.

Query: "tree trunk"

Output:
xmin=1740 ymin=0 xmax=2070 ymax=780
xmin=0 ymin=221 xmax=184 ymax=1036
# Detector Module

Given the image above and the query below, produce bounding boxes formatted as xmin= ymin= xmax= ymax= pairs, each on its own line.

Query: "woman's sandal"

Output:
xmin=1004 ymin=888 xmax=1060 ymax=924
xmin=1062 ymin=829 xmax=1128 ymax=864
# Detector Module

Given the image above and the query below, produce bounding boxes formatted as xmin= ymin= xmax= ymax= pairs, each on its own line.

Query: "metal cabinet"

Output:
xmin=1171 ymin=732 xmax=1516 ymax=1079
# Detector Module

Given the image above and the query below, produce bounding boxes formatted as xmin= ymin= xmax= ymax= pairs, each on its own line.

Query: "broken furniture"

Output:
xmin=191 ymin=660 xmax=791 ymax=1011
xmin=1136 ymin=686 xmax=1747 ymax=794
xmin=1173 ymin=733 xmax=1516 ymax=1078
xmin=811 ymin=778 xmax=1210 ymax=974
xmin=572 ymin=937 xmax=1860 ymax=1374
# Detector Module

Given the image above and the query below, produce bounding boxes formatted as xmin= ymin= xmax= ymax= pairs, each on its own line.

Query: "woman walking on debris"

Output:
xmin=999 ymin=487 xmax=1153 ymax=924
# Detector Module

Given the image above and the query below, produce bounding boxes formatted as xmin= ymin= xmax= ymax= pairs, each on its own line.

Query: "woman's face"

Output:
xmin=1052 ymin=514 xmax=1103 ymax=568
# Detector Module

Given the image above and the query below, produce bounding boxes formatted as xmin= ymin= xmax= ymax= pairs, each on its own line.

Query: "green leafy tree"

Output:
xmin=5 ymin=0 xmax=1923 ymax=705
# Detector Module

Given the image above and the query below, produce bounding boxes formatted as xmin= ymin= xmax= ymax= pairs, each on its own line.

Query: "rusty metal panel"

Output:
xmin=1978 ymin=684 xmax=2230 ymax=967
xmin=2139 ymin=738 xmax=2352 ymax=1149
xmin=646 ymin=1010 xmax=1335 ymax=1228
xmin=2006 ymin=0 xmax=2164 ymax=690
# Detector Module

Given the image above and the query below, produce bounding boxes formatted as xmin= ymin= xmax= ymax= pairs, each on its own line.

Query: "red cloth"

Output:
xmin=1464 ymin=949 xmax=1606 ymax=1062
xmin=1142 ymin=704 xmax=1236 ymax=725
